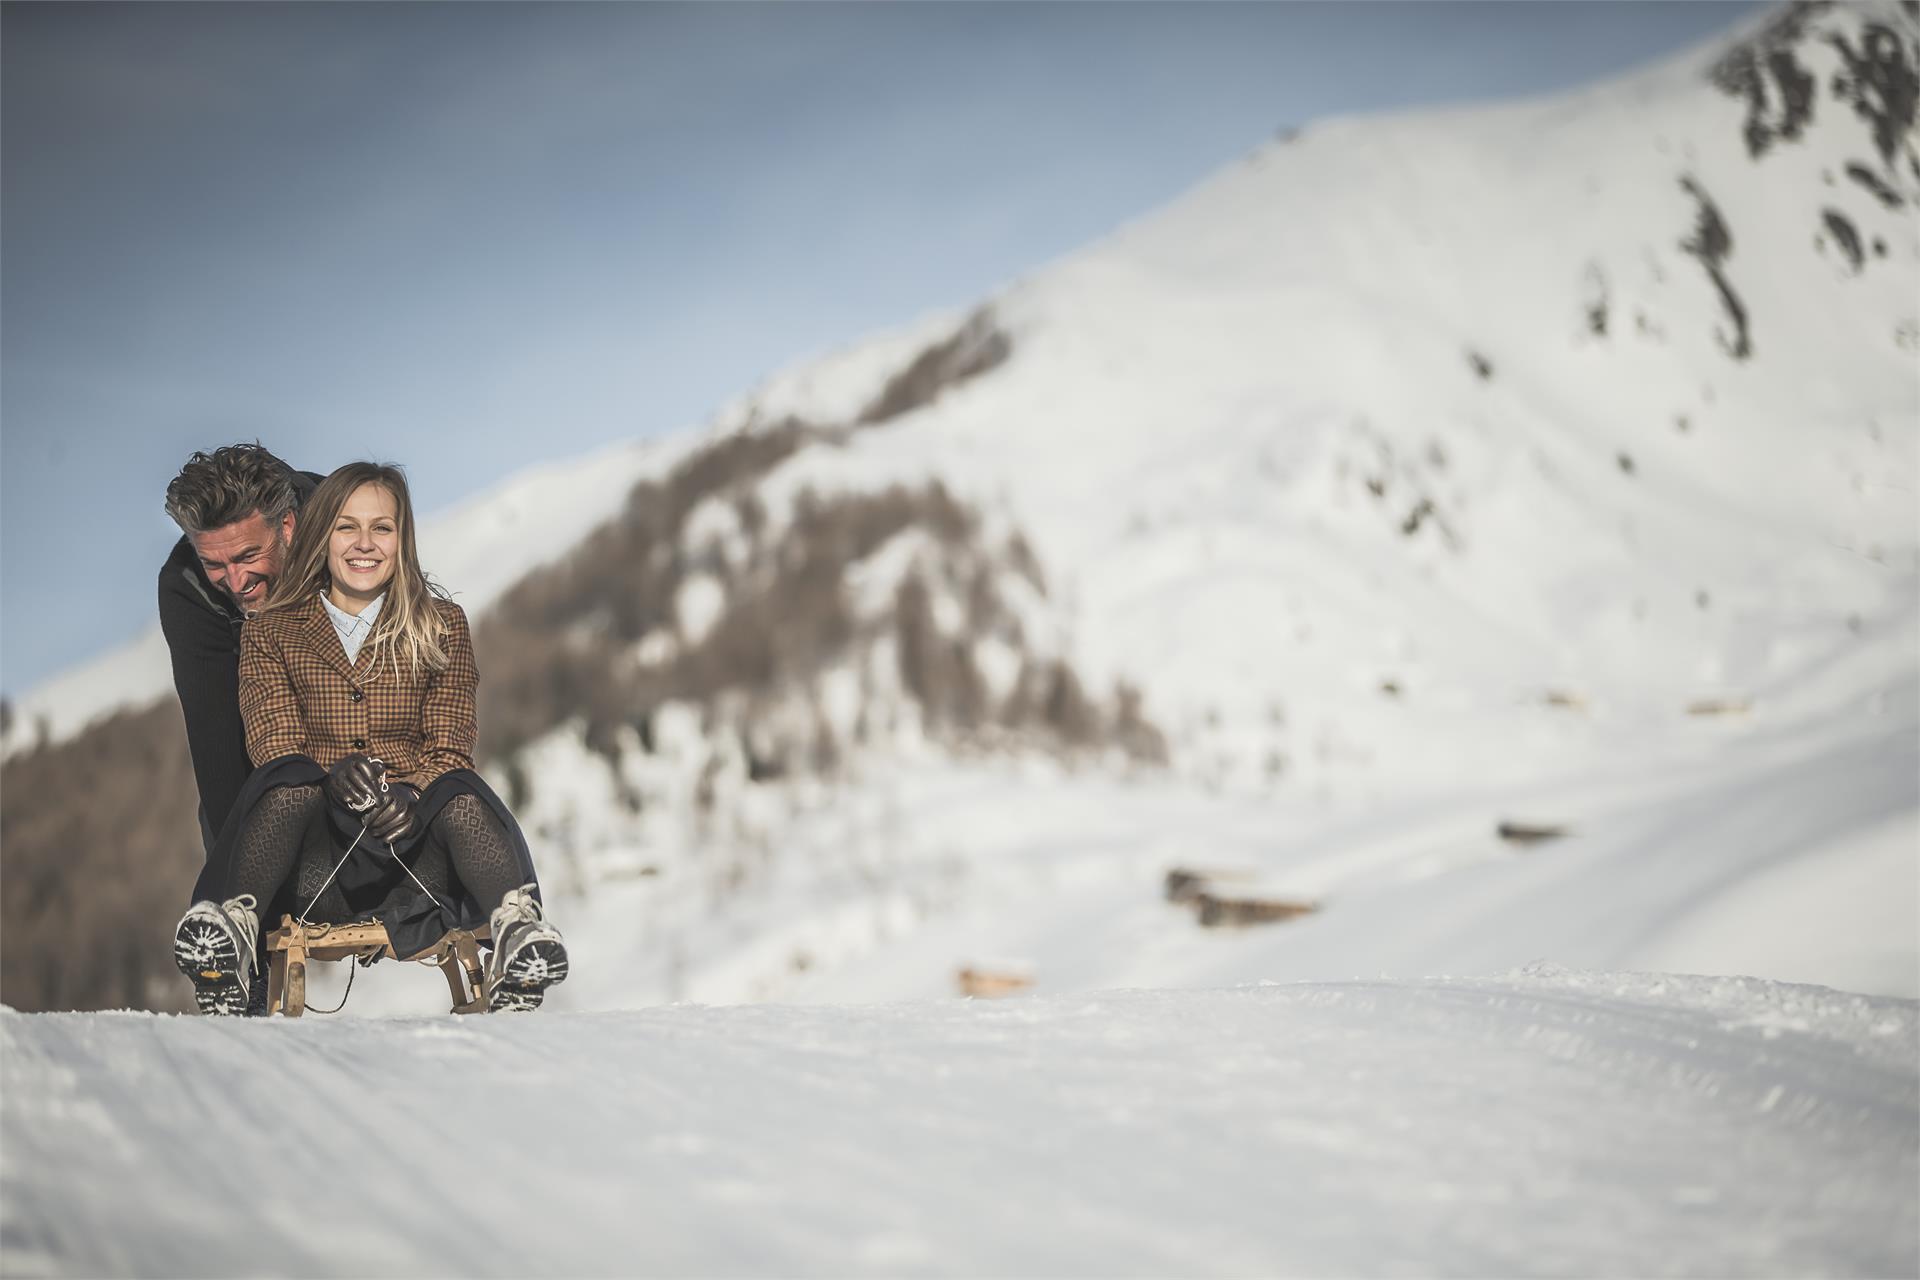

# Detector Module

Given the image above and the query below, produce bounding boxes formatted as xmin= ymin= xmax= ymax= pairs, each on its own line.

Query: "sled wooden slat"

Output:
xmin=451 ymin=931 xmax=489 ymax=1015
xmin=281 ymin=929 xmax=307 ymax=1019
xmin=267 ymin=947 xmax=290 ymax=1015
xmin=263 ymin=915 xmax=492 ymax=1017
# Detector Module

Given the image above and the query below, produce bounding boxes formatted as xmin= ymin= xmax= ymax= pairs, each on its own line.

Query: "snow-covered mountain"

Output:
xmin=475 ymin=0 xmax=1918 ymax=1011
xmin=5 ymin=8 xmax=1917 ymax=1275
xmin=4 ymin=0 xmax=1916 ymax=1017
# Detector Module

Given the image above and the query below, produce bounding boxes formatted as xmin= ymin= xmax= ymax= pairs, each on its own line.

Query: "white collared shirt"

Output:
xmin=321 ymin=590 xmax=386 ymax=665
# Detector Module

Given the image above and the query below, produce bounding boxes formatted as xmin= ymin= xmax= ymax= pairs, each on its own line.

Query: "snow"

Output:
xmin=673 ymin=573 xmax=727 ymax=647
xmin=3 ymin=971 xmax=1913 ymax=1277
xmin=414 ymin=436 xmax=674 ymax=611
xmin=1635 ymin=811 xmax=1920 ymax=996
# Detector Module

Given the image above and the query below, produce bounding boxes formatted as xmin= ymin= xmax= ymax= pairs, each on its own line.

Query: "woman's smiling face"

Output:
xmin=327 ymin=481 xmax=400 ymax=608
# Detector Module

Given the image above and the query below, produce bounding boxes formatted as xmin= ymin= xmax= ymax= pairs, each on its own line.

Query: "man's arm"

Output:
xmin=158 ymin=553 xmax=248 ymax=855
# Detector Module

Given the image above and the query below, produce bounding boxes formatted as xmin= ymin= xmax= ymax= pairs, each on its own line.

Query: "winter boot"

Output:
xmin=173 ymin=895 xmax=261 ymax=1017
xmin=486 ymin=885 xmax=569 ymax=1012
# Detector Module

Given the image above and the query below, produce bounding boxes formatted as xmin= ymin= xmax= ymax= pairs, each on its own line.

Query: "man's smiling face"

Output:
xmin=189 ymin=509 xmax=295 ymax=614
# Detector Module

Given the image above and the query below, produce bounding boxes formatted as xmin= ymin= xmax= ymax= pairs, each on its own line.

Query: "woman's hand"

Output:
xmin=326 ymin=752 xmax=385 ymax=813
xmin=367 ymin=783 xmax=419 ymax=845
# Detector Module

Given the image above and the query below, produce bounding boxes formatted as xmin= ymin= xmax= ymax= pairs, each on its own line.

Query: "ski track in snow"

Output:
xmin=3 ymin=974 xmax=1915 ymax=1278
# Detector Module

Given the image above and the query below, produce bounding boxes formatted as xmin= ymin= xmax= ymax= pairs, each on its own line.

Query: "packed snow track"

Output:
xmin=3 ymin=970 xmax=1914 ymax=1277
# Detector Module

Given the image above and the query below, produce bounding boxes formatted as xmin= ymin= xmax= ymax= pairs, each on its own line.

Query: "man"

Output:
xmin=159 ymin=443 xmax=317 ymax=865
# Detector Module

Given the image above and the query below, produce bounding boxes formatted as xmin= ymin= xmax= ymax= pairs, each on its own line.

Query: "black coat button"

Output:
xmin=349 ymin=688 xmax=363 ymax=702
xmin=351 ymin=738 xmax=367 ymax=750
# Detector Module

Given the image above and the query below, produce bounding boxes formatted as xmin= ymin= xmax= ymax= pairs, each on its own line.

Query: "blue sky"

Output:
xmin=0 ymin=1 xmax=1758 ymax=696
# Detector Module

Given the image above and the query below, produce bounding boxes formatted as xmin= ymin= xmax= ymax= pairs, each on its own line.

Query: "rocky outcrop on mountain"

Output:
xmin=1677 ymin=175 xmax=1752 ymax=359
xmin=1710 ymin=0 xmax=1832 ymax=158
xmin=1689 ymin=1 xmax=1917 ymax=357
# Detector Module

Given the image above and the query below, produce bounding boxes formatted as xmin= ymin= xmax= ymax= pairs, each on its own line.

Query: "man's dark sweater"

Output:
xmin=159 ymin=469 xmax=320 ymax=856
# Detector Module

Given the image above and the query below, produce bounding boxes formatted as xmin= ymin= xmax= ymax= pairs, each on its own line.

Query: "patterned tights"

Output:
xmin=228 ymin=785 xmax=522 ymax=921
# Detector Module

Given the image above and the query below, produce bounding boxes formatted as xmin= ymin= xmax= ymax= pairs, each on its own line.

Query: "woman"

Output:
xmin=171 ymin=461 xmax=568 ymax=1015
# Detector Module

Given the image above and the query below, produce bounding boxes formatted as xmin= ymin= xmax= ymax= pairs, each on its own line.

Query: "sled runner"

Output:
xmin=263 ymin=915 xmax=492 ymax=1017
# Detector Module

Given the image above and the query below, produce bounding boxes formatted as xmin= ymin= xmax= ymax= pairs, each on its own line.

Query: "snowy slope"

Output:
xmin=451 ymin=0 xmax=1915 ymax=1012
xmin=720 ymin=0 xmax=1917 ymax=784
xmin=8 ymin=2 xmax=1916 ymax=1025
xmin=311 ymin=668 xmax=1911 ymax=1019
xmin=3 ymin=971 xmax=1914 ymax=1278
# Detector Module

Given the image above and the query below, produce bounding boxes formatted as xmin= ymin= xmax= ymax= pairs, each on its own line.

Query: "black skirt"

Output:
xmin=190 ymin=754 xmax=543 ymax=961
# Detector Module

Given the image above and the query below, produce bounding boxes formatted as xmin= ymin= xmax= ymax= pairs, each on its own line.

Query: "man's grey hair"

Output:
xmin=163 ymin=443 xmax=299 ymax=536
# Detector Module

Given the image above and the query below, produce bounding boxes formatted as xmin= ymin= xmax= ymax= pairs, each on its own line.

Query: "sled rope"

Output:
xmin=297 ymin=824 xmax=369 ymax=930
xmin=286 ymin=831 xmax=435 ymax=1016
xmin=382 ymin=836 xmax=459 ymax=921
xmin=283 ymin=808 xmax=471 ymax=1015
xmin=304 ymin=958 xmax=356 ymax=1015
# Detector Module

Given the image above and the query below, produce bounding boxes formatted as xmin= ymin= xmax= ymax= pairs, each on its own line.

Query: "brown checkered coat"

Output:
xmin=239 ymin=595 xmax=478 ymax=789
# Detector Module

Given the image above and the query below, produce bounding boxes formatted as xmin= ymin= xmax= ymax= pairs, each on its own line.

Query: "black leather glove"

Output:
xmin=325 ymin=752 xmax=384 ymax=814
xmin=367 ymin=782 xmax=419 ymax=845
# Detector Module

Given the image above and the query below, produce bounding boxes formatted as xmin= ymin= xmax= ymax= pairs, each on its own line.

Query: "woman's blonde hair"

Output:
xmin=260 ymin=461 xmax=451 ymax=678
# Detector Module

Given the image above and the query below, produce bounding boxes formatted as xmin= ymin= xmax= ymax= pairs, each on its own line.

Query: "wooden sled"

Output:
xmin=263 ymin=915 xmax=492 ymax=1017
